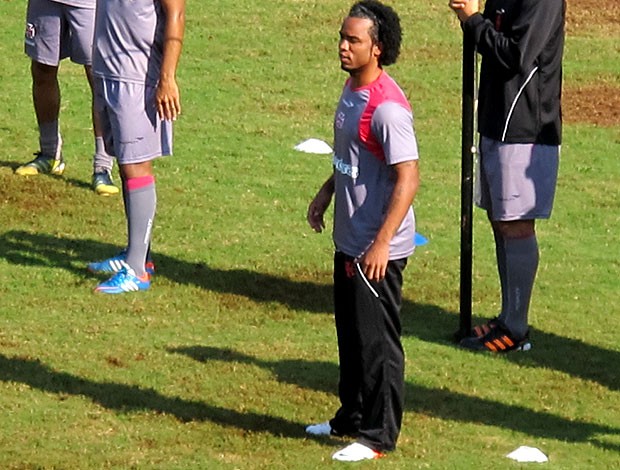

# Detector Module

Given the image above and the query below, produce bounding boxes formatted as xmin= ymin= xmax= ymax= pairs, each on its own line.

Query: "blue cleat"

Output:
xmin=95 ymin=265 xmax=151 ymax=294
xmin=88 ymin=251 xmax=155 ymax=275
xmin=88 ymin=253 xmax=126 ymax=273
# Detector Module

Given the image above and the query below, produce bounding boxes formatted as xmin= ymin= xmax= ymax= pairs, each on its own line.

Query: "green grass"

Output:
xmin=0 ymin=0 xmax=619 ymax=468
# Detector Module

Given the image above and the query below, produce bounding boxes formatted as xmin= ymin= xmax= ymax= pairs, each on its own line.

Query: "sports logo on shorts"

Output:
xmin=25 ymin=23 xmax=36 ymax=43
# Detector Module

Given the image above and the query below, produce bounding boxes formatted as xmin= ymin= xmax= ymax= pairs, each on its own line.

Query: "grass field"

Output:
xmin=0 ymin=0 xmax=619 ymax=468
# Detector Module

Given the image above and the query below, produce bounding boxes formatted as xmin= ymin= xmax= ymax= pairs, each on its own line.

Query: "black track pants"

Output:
xmin=329 ymin=251 xmax=407 ymax=452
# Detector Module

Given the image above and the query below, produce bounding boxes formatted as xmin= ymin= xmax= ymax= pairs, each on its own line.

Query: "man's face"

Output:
xmin=338 ymin=16 xmax=381 ymax=74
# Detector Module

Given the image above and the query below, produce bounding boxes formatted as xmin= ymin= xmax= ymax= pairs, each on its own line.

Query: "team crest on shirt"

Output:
xmin=25 ymin=23 xmax=36 ymax=41
xmin=336 ymin=111 xmax=345 ymax=129
xmin=333 ymin=155 xmax=359 ymax=179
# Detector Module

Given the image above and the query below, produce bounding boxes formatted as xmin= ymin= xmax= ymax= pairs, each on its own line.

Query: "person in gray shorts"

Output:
xmin=449 ymin=0 xmax=565 ymax=351
xmin=87 ymin=0 xmax=185 ymax=294
xmin=17 ymin=0 xmax=119 ymax=196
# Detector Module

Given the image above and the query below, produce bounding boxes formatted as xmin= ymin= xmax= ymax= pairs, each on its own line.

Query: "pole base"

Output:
xmin=452 ymin=328 xmax=470 ymax=343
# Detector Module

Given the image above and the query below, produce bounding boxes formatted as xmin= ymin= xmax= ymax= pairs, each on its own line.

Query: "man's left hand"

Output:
xmin=156 ymin=78 xmax=181 ymax=121
xmin=359 ymin=240 xmax=390 ymax=281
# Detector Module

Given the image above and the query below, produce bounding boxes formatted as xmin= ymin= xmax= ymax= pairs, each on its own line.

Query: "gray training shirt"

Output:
xmin=332 ymin=71 xmax=419 ymax=260
xmin=92 ymin=0 xmax=165 ymax=86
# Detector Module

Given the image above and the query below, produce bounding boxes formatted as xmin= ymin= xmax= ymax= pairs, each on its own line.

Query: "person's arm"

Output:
xmin=448 ymin=0 xmax=479 ymax=23
xmin=157 ymin=0 xmax=186 ymax=121
xmin=359 ymin=159 xmax=419 ymax=281
xmin=307 ymin=173 xmax=335 ymax=233
xmin=452 ymin=0 xmax=563 ymax=74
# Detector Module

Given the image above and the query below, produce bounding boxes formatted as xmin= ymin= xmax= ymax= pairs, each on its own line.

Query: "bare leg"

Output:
xmin=32 ymin=60 xmax=61 ymax=157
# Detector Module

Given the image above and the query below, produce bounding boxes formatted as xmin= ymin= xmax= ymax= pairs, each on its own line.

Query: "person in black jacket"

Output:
xmin=449 ymin=0 xmax=565 ymax=351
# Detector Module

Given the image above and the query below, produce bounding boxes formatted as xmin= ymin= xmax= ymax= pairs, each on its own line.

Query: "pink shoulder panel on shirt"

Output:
xmin=358 ymin=72 xmax=411 ymax=162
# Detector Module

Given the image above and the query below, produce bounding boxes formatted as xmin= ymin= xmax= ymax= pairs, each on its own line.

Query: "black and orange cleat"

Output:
xmin=471 ymin=316 xmax=499 ymax=338
xmin=460 ymin=323 xmax=531 ymax=352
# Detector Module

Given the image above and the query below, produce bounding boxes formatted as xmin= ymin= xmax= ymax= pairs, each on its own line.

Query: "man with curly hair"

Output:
xmin=306 ymin=1 xmax=420 ymax=461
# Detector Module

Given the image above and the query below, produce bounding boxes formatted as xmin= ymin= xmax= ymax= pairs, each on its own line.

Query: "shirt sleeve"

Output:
xmin=464 ymin=0 xmax=564 ymax=74
xmin=371 ymin=101 xmax=419 ymax=165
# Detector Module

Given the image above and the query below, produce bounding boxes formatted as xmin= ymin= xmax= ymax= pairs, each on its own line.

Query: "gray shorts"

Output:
xmin=25 ymin=0 xmax=94 ymax=66
xmin=476 ymin=136 xmax=560 ymax=221
xmin=94 ymin=77 xmax=173 ymax=164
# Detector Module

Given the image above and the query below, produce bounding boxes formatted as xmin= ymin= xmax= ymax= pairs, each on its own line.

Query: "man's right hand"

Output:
xmin=307 ymin=191 xmax=331 ymax=233
xmin=307 ymin=176 xmax=335 ymax=233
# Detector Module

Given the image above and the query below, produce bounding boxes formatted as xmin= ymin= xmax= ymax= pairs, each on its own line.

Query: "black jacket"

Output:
xmin=463 ymin=0 xmax=565 ymax=145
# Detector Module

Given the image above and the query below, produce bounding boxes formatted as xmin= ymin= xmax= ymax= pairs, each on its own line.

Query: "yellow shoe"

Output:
xmin=15 ymin=153 xmax=65 ymax=176
xmin=92 ymin=170 xmax=120 ymax=196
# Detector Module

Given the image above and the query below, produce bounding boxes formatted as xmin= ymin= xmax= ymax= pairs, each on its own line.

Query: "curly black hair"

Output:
xmin=348 ymin=1 xmax=402 ymax=66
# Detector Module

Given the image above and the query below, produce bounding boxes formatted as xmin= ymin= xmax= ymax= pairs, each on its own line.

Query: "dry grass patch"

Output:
xmin=566 ymin=0 xmax=620 ymax=33
xmin=564 ymin=82 xmax=620 ymax=127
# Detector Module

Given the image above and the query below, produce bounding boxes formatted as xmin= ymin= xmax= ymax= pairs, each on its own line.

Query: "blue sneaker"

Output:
xmin=95 ymin=265 xmax=151 ymax=294
xmin=88 ymin=251 xmax=155 ymax=275
xmin=88 ymin=253 xmax=126 ymax=273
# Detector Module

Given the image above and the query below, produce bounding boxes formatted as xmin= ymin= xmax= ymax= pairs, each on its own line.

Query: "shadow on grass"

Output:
xmin=0 ymin=352 xmax=308 ymax=438
xmin=0 ymin=160 xmax=20 ymax=171
xmin=0 ymin=230 xmax=618 ymax=393
xmin=400 ymin=302 xmax=620 ymax=392
xmin=0 ymin=230 xmax=333 ymax=314
xmin=170 ymin=345 xmax=620 ymax=452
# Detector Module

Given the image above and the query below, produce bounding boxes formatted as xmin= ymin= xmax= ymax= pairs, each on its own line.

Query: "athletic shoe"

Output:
xmin=88 ymin=251 xmax=155 ymax=275
xmin=92 ymin=170 xmax=120 ymax=196
xmin=88 ymin=253 xmax=126 ymax=274
xmin=144 ymin=260 xmax=156 ymax=275
xmin=305 ymin=420 xmax=359 ymax=437
xmin=95 ymin=265 xmax=151 ymax=294
xmin=332 ymin=443 xmax=384 ymax=462
xmin=15 ymin=152 xmax=65 ymax=176
xmin=460 ymin=323 xmax=531 ymax=352
xmin=305 ymin=421 xmax=333 ymax=436
xmin=471 ymin=316 xmax=499 ymax=338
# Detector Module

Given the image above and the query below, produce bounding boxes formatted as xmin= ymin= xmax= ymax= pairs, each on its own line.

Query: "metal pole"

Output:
xmin=456 ymin=30 xmax=476 ymax=341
